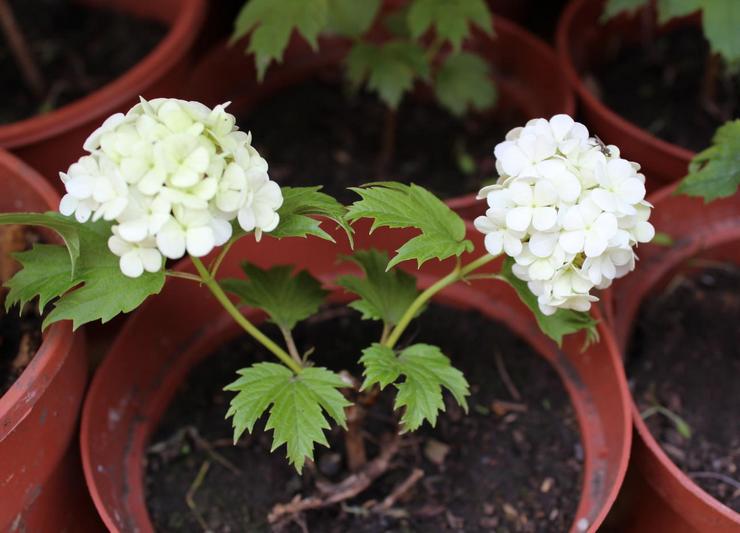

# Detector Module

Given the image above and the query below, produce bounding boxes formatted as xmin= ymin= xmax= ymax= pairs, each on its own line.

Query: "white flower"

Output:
xmin=591 ymin=159 xmax=646 ymax=215
xmin=59 ymin=98 xmax=283 ymax=277
xmin=559 ymin=198 xmax=618 ymax=258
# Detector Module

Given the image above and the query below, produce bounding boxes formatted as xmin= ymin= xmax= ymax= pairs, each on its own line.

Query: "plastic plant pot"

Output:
xmin=80 ymin=221 xmax=630 ymax=533
xmin=0 ymin=149 xmax=98 ymax=532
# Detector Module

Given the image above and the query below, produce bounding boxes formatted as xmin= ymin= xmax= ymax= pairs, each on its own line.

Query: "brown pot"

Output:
xmin=556 ymin=0 xmax=695 ymax=188
xmin=0 ymin=149 xmax=99 ymax=531
xmin=607 ymin=185 xmax=740 ymax=531
xmin=183 ymin=14 xmax=575 ymax=221
xmin=81 ymin=220 xmax=630 ymax=532
xmin=0 ymin=0 xmax=206 ymax=190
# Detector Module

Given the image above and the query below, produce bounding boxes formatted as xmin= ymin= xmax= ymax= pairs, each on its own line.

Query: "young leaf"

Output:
xmin=221 ymin=263 xmax=327 ymax=330
xmin=500 ymin=258 xmax=598 ymax=346
xmin=677 ymin=120 xmax=740 ymax=201
xmin=434 ymin=52 xmax=496 ymax=116
xmin=407 ymin=0 xmax=493 ymax=50
xmin=360 ymin=343 xmax=469 ymax=431
xmin=346 ymin=182 xmax=474 ymax=269
xmin=233 ymin=0 xmax=329 ymax=80
xmin=702 ymin=0 xmax=740 ymax=64
xmin=5 ymin=217 xmax=164 ymax=329
xmin=601 ymin=0 xmax=649 ymax=20
xmin=336 ymin=249 xmax=421 ymax=326
xmin=346 ymin=41 xmax=430 ymax=108
xmin=269 ymin=186 xmax=353 ymax=245
xmin=225 ymin=363 xmax=351 ymax=471
xmin=326 ymin=0 xmax=380 ymax=37
xmin=657 ymin=0 xmax=702 ymax=24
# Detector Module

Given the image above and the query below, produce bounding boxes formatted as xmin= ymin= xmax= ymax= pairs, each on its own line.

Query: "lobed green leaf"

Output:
xmin=270 ymin=186 xmax=353 ymax=246
xmin=434 ymin=52 xmax=496 ymax=116
xmin=407 ymin=0 xmax=493 ymax=50
xmin=326 ymin=0 xmax=380 ymax=37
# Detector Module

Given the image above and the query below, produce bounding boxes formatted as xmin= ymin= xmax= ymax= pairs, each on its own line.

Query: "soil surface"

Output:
xmin=592 ymin=25 xmax=739 ymax=152
xmin=239 ymin=73 xmax=524 ymax=203
xmin=146 ymin=304 xmax=583 ymax=532
xmin=0 ymin=0 xmax=166 ymax=124
xmin=628 ymin=266 xmax=740 ymax=512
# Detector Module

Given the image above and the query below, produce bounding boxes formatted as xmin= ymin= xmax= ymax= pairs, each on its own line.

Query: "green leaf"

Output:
xmin=5 ymin=217 xmax=164 ymax=329
xmin=657 ymin=0 xmax=702 ymax=24
xmin=677 ymin=120 xmax=740 ymax=201
xmin=221 ymin=263 xmax=327 ymax=330
xmin=601 ymin=0 xmax=649 ymax=21
xmin=407 ymin=0 xmax=493 ymax=50
xmin=270 ymin=186 xmax=353 ymax=246
xmin=360 ymin=343 xmax=469 ymax=431
xmin=225 ymin=363 xmax=351 ymax=471
xmin=346 ymin=41 xmax=429 ymax=108
xmin=500 ymin=257 xmax=598 ymax=346
xmin=0 ymin=212 xmax=81 ymax=277
xmin=233 ymin=0 xmax=329 ymax=80
xmin=434 ymin=52 xmax=496 ymax=116
xmin=652 ymin=231 xmax=674 ymax=246
xmin=346 ymin=182 xmax=474 ymax=269
xmin=336 ymin=249 xmax=421 ymax=326
xmin=701 ymin=0 xmax=740 ymax=64
xmin=326 ymin=0 xmax=380 ymax=37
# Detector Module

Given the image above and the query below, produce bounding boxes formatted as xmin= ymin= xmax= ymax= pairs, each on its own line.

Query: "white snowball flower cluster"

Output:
xmin=59 ymin=98 xmax=283 ymax=278
xmin=474 ymin=115 xmax=655 ymax=315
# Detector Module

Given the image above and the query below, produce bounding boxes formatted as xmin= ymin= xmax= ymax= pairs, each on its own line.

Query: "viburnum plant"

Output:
xmin=0 ymin=101 xmax=653 ymax=475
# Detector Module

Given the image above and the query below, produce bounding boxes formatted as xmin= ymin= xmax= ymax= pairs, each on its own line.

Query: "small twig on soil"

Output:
xmin=494 ymin=350 xmax=521 ymax=401
xmin=11 ymin=332 xmax=34 ymax=371
xmin=374 ymin=468 xmax=424 ymax=512
xmin=148 ymin=426 xmax=242 ymax=475
xmin=185 ymin=460 xmax=212 ymax=533
xmin=268 ymin=434 xmax=401 ymax=525
xmin=345 ymin=404 xmax=368 ymax=472
xmin=688 ymin=471 xmax=740 ymax=491
xmin=0 ymin=0 xmax=45 ymax=98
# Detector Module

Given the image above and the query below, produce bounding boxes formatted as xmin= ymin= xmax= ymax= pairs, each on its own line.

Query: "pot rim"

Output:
xmin=0 ymin=0 xmax=206 ymax=148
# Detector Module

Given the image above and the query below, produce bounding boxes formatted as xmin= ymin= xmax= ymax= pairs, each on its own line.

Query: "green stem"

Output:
xmin=191 ymin=256 xmax=303 ymax=374
xmin=209 ymin=235 xmax=238 ymax=278
xmin=384 ymin=253 xmax=496 ymax=349
xmin=165 ymin=270 xmax=202 ymax=283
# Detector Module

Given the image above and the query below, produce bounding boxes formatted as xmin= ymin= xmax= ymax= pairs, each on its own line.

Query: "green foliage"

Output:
xmin=225 ymin=362 xmax=350 ymax=471
xmin=434 ymin=52 xmax=496 ymax=116
xmin=222 ymin=263 xmax=327 ymax=331
xmin=407 ymin=0 xmax=493 ymax=50
xmin=346 ymin=41 xmax=429 ymax=108
xmin=326 ymin=0 xmax=381 ymax=37
xmin=602 ymin=0 xmax=650 ymax=20
xmin=3 ymin=214 xmax=164 ymax=330
xmin=233 ymin=0 xmax=329 ymax=80
xmin=336 ymin=249 xmax=420 ymax=326
xmin=500 ymin=258 xmax=598 ymax=346
xmin=360 ymin=343 xmax=468 ymax=431
xmin=677 ymin=120 xmax=740 ymax=201
xmin=347 ymin=182 xmax=474 ymax=269
xmin=652 ymin=231 xmax=675 ymax=246
xmin=270 ymin=186 xmax=353 ymax=245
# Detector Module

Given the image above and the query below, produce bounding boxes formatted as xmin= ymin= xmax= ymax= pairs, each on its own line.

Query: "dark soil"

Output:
xmin=0 ymin=0 xmax=166 ymax=124
xmin=145 ymin=304 xmax=583 ymax=532
xmin=592 ymin=25 xmax=739 ymax=152
xmin=239 ymin=73 xmax=524 ymax=203
xmin=628 ymin=266 xmax=740 ymax=512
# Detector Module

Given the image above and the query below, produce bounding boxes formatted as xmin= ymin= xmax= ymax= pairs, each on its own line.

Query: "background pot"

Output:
xmin=0 ymin=149 xmax=99 ymax=531
xmin=183 ymin=14 xmax=575 ymax=220
xmin=81 ymin=221 xmax=629 ymax=533
xmin=0 ymin=0 xmax=206 ymax=190
xmin=607 ymin=185 xmax=740 ymax=531
xmin=556 ymin=0 xmax=695 ymax=188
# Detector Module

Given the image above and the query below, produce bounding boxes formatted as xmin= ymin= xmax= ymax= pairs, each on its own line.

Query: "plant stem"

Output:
xmin=209 ymin=235 xmax=238 ymax=278
xmin=191 ymin=256 xmax=303 ymax=374
xmin=0 ymin=0 xmax=45 ymax=99
xmin=279 ymin=326 xmax=302 ymax=364
xmin=165 ymin=270 xmax=203 ymax=283
xmin=376 ymin=106 xmax=397 ymax=176
xmin=384 ymin=253 xmax=496 ymax=349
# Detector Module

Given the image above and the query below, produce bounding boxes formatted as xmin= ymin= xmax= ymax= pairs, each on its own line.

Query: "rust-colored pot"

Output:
xmin=556 ymin=0 xmax=695 ymax=188
xmin=608 ymin=185 xmax=740 ymax=531
xmin=184 ymin=14 xmax=574 ymax=221
xmin=81 ymin=220 xmax=630 ymax=532
xmin=0 ymin=150 xmax=98 ymax=531
xmin=0 ymin=0 xmax=206 ymax=189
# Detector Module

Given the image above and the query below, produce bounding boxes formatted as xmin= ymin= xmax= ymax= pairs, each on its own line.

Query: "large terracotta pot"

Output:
xmin=0 ymin=0 xmax=206 ymax=189
xmin=183 ymin=14 xmax=575 ymax=221
xmin=0 ymin=150 xmax=98 ymax=531
xmin=81 ymin=220 xmax=630 ymax=532
xmin=608 ymin=185 xmax=740 ymax=531
xmin=556 ymin=0 xmax=696 ymax=188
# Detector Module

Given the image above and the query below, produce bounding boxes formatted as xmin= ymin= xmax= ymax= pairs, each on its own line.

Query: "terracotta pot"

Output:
xmin=81 ymin=219 xmax=629 ymax=532
xmin=0 ymin=150 xmax=99 ymax=531
xmin=607 ymin=185 xmax=740 ymax=531
xmin=183 ymin=14 xmax=575 ymax=221
xmin=556 ymin=0 xmax=696 ymax=188
xmin=0 ymin=0 xmax=206 ymax=189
